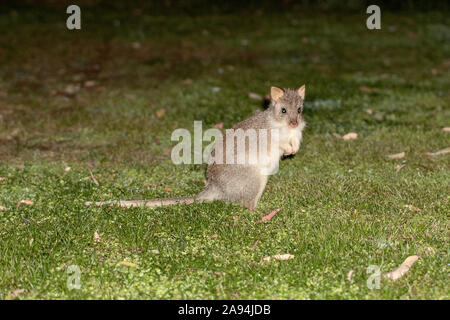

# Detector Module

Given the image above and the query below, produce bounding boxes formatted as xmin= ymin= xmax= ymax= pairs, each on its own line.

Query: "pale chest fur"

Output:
xmin=256 ymin=120 xmax=305 ymax=175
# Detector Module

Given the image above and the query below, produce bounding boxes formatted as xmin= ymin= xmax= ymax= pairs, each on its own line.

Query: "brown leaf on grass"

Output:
xmin=64 ymin=166 xmax=71 ymax=172
xmin=93 ymin=231 xmax=101 ymax=243
xmin=274 ymin=254 xmax=294 ymax=260
xmin=386 ymin=152 xmax=405 ymax=159
xmin=210 ymin=234 xmax=219 ymax=239
xmin=404 ymin=204 xmax=421 ymax=211
xmin=251 ymin=239 xmax=259 ymax=250
xmin=442 ymin=127 xmax=450 ymax=132
xmin=12 ymin=164 xmax=25 ymax=169
xmin=395 ymin=164 xmax=406 ymax=172
xmin=383 ymin=255 xmax=419 ymax=280
xmin=9 ymin=289 xmax=24 ymax=299
xmin=248 ymin=92 xmax=263 ymax=100
xmin=118 ymin=261 xmax=138 ymax=268
xmin=0 ymin=177 xmax=6 ymax=183
xmin=259 ymin=208 xmax=281 ymax=222
xmin=86 ymin=160 xmax=95 ymax=168
xmin=347 ymin=270 xmax=354 ymax=282
xmin=342 ymin=132 xmax=358 ymax=140
xmin=232 ymin=216 xmax=238 ymax=221
xmin=164 ymin=186 xmax=172 ymax=192
xmin=426 ymin=147 xmax=450 ymax=157
xmin=156 ymin=108 xmax=166 ymax=118
xmin=0 ymin=205 xmax=7 ymax=211
xmin=263 ymin=254 xmax=295 ymax=262
xmin=84 ymin=80 xmax=96 ymax=88
xmin=359 ymin=86 xmax=377 ymax=93
xmin=16 ymin=200 xmax=33 ymax=209
xmin=365 ymin=109 xmax=373 ymax=115
xmin=131 ymin=41 xmax=141 ymax=49
xmin=214 ymin=122 xmax=223 ymax=129
xmin=64 ymin=83 xmax=80 ymax=95
xmin=89 ymin=170 xmax=99 ymax=186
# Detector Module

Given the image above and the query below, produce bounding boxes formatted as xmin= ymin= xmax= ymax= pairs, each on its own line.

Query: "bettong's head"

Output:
xmin=269 ymin=85 xmax=306 ymax=128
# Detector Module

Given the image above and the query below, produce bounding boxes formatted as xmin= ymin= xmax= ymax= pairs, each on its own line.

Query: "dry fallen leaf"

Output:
xmin=384 ymin=255 xmax=419 ymax=280
xmin=9 ymin=289 xmax=24 ymax=299
xmin=64 ymin=166 xmax=71 ymax=172
xmin=164 ymin=186 xmax=172 ymax=192
xmin=365 ymin=109 xmax=373 ymax=115
xmin=442 ymin=127 xmax=450 ymax=132
xmin=214 ymin=122 xmax=223 ymax=129
xmin=263 ymin=254 xmax=295 ymax=262
xmin=404 ymin=204 xmax=422 ymax=211
xmin=12 ymin=164 xmax=25 ymax=169
xmin=342 ymin=132 xmax=358 ymax=140
xmin=259 ymin=208 xmax=281 ymax=222
xmin=210 ymin=234 xmax=219 ymax=239
xmin=386 ymin=152 xmax=405 ymax=159
xmin=395 ymin=164 xmax=406 ymax=172
xmin=84 ymin=80 xmax=96 ymax=87
xmin=131 ymin=41 xmax=141 ymax=49
xmin=118 ymin=261 xmax=138 ymax=268
xmin=251 ymin=239 xmax=259 ymax=250
xmin=232 ymin=216 xmax=238 ymax=221
xmin=273 ymin=254 xmax=295 ymax=260
xmin=64 ymin=83 xmax=80 ymax=95
xmin=16 ymin=200 xmax=33 ymax=209
xmin=426 ymin=147 xmax=450 ymax=157
xmin=0 ymin=177 xmax=6 ymax=183
xmin=0 ymin=205 xmax=7 ymax=211
xmin=359 ymin=86 xmax=377 ymax=93
xmin=93 ymin=231 xmax=101 ymax=243
xmin=156 ymin=108 xmax=166 ymax=118
xmin=347 ymin=270 xmax=354 ymax=282
xmin=150 ymin=249 xmax=159 ymax=254
xmin=248 ymin=92 xmax=263 ymax=100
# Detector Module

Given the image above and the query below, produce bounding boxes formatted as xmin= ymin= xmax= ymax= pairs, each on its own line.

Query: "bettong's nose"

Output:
xmin=289 ymin=120 xmax=298 ymax=128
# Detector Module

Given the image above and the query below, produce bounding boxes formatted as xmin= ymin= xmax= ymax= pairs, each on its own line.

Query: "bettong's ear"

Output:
xmin=270 ymin=86 xmax=285 ymax=101
xmin=297 ymin=84 xmax=306 ymax=99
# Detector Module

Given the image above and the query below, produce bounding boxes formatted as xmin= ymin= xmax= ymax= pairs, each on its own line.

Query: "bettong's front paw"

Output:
xmin=283 ymin=144 xmax=299 ymax=156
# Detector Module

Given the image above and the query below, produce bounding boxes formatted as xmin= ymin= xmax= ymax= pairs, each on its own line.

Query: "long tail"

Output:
xmin=85 ymin=185 xmax=220 ymax=208
xmin=85 ymin=196 xmax=197 ymax=208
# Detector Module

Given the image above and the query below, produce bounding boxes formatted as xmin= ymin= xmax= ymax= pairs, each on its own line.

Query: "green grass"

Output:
xmin=0 ymin=4 xmax=449 ymax=299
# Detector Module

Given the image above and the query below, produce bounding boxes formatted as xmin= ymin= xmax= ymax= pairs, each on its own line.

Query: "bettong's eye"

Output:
xmin=281 ymin=108 xmax=287 ymax=113
xmin=297 ymin=107 xmax=302 ymax=113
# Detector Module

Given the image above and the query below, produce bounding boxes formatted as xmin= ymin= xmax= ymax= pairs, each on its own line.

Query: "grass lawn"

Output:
xmin=0 ymin=3 xmax=449 ymax=299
